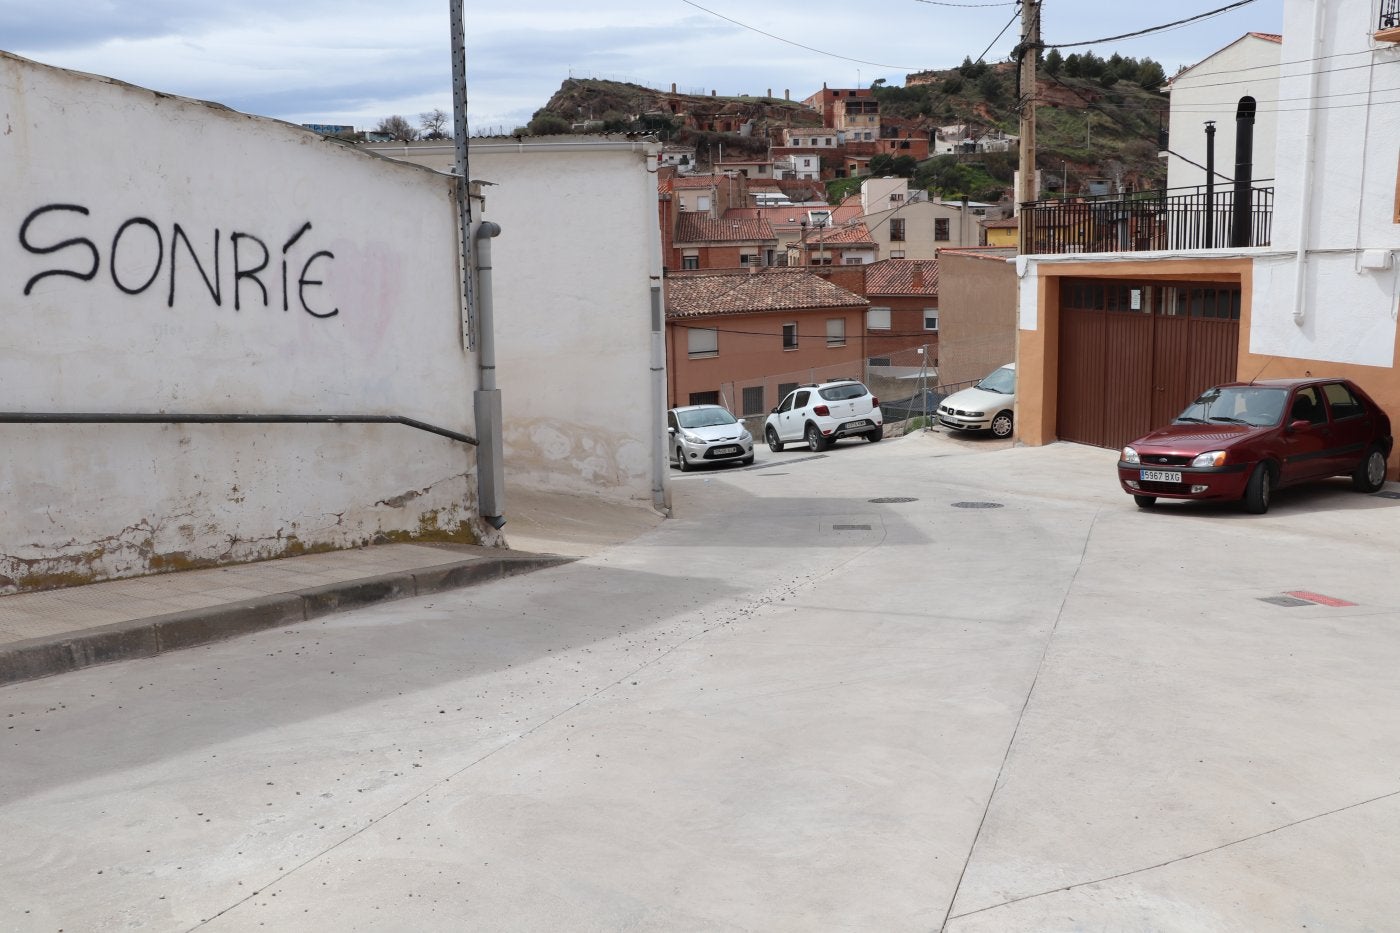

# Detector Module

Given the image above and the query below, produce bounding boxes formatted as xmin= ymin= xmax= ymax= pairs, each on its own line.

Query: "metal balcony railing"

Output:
xmin=1382 ymin=0 xmax=1400 ymax=30
xmin=1019 ymin=184 xmax=1274 ymax=255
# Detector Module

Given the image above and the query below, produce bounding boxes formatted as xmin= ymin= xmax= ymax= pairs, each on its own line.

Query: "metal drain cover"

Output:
xmin=869 ymin=497 xmax=918 ymax=504
xmin=833 ymin=524 xmax=873 ymax=531
xmin=952 ymin=501 xmax=1004 ymax=509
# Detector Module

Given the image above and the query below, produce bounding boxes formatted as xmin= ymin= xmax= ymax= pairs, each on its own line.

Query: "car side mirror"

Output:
xmin=1287 ymin=419 xmax=1308 ymax=433
xmin=770 ymin=408 xmax=779 ymax=414
xmin=667 ymin=426 xmax=676 ymax=434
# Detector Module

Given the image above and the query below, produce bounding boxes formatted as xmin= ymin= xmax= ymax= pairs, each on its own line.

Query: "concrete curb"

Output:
xmin=0 ymin=553 xmax=572 ymax=688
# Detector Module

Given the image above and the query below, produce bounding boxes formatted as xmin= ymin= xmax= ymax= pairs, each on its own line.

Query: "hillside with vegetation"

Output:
xmin=524 ymin=50 xmax=1170 ymax=203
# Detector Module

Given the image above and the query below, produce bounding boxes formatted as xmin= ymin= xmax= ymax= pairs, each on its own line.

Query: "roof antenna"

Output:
xmin=1246 ymin=356 xmax=1276 ymax=384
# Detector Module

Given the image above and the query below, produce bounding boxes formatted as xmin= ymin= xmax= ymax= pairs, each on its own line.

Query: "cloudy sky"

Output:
xmin=5 ymin=0 xmax=1283 ymax=134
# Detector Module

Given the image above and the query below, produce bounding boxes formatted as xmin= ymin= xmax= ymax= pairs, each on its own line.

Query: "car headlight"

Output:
xmin=968 ymin=411 xmax=985 ymax=417
xmin=680 ymin=431 xmax=703 ymax=443
xmin=1122 ymin=446 xmax=1140 ymax=464
xmin=1191 ymin=450 xmax=1227 ymax=468
xmin=739 ymin=429 xmax=752 ymax=442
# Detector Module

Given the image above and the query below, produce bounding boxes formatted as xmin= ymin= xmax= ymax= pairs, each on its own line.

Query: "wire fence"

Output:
xmin=708 ymin=348 xmax=981 ymax=439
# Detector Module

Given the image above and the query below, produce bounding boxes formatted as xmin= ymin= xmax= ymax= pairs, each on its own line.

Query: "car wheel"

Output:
xmin=805 ymin=423 xmax=828 ymax=452
xmin=677 ymin=447 xmax=693 ymax=472
xmin=991 ymin=411 xmax=1014 ymax=439
xmin=766 ymin=427 xmax=784 ymax=452
xmin=741 ymin=454 xmax=754 ymax=466
xmin=1352 ymin=445 xmax=1387 ymax=493
xmin=1243 ymin=462 xmax=1271 ymax=514
xmin=1133 ymin=495 xmax=1157 ymax=508
xmin=865 ymin=428 xmax=882 ymax=443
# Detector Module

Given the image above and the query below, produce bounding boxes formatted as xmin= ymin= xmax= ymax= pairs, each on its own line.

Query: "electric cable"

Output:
xmin=678 ymin=0 xmax=920 ymax=70
xmin=1042 ymin=0 xmax=1259 ymax=50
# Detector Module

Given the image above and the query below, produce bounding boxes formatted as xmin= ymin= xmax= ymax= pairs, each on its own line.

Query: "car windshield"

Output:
xmin=677 ymin=407 xmax=737 ymax=429
xmin=975 ymin=366 xmax=1015 ymax=395
xmin=818 ymin=383 xmax=868 ymax=401
xmin=1175 ymin=386 xmax=1287 ymax=427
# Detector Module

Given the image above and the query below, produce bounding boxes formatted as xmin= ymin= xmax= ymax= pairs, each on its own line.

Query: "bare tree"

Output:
xmin=374 ymin=115 xmax=419 ymax=142
xmin=419 ymin=108 xmax=450 ymax=139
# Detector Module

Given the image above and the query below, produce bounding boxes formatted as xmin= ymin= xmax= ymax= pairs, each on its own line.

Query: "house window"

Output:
xmin=827 ymin=318 xmax=846 ymax=347
xmin=934 ymin=218 xmax=950 ymax=241
xmin=741 ymin=385 xmax=765 ymax=416
xmin=924 ymin=308 xmax=939 ymax=331
xmin=890 ymin=250 xmax=906 ymax=259
xmin=697 ymin=195 xmax=711 ymax=211
xmin=844 ymin=258 xmax=863 ymax=265
xmin=682 ymin=256 xmax=699 ymax=270
xmin=890 ymin=218 xmax=906 ymax=241
xmin=687 ymin=327 xmax=718 ymax=358
xmin=811 ymin=257 xmax=833 ymax=266
xmin=778 ymin=381 xmax=798 ymax=401
xmin=782 ymin=322 xmax=798 ymax=349
xmin=688 ymin=390 xmax=719 ymax=406
xmin=740 ymin=253 xmax=757 ymax=266
xmin=867 ymin=307 xmax=891 ymax=330
xmin=890 ymin=193 xmax=904 ymax=203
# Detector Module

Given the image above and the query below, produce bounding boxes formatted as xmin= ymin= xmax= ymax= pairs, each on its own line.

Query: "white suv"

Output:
xmin=764 ymin=380 xmax=883 ymax=452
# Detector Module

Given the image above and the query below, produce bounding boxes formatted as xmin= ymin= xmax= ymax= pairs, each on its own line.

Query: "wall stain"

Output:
xmin=0 ymin=474 xmax=485 ymax=595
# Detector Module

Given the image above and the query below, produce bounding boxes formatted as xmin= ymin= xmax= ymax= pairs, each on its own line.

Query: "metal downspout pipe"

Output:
xmin=475 ymin=222 xmax=505 ymax=529
xmin=645 ymin=143 xmax=670 ymax=516
xmin=1293 ymin=0 xmax=1327 ymax=326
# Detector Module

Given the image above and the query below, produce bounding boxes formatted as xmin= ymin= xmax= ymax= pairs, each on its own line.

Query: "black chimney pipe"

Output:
xmin=1231 ymin=97 xmax=1257 ymax=247
xmin=1205 ymin=121 xmax=1216 ymax=249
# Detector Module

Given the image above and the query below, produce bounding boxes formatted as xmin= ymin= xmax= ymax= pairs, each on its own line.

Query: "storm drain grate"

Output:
xmin=1378 ymin=491 xmax=1400 ymax=500
xmin=869 ymin=497 xmax=918 ymax=504
xmin=1259 ymin=595 xmax=1314 ymax=607
xmin=832 ymin=524 xmax=873 ymax=531
xmin=952 ymin=501 xmax=1004 ymax=509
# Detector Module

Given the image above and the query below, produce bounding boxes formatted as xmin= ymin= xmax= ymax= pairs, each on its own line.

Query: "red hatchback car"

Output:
xmin=1118 ymin=378 xmax=1393 ymax=513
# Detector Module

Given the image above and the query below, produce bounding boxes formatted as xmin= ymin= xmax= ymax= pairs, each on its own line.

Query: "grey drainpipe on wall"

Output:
xmin=475 ymin=221 xmax=506 ymax=530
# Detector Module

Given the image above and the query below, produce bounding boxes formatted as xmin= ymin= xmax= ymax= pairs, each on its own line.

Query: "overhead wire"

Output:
xmin=1042 ymin=0 xmax=1259 ymax=50
xmin=677 ymin=0 xmax=921 ymax=70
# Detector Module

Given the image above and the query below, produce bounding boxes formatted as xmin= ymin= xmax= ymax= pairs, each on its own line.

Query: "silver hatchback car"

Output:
xmin=667 ymin=404 xmax=755 ymax=471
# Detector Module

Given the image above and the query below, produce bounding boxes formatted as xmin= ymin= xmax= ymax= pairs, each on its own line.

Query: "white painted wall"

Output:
xmin=468 ymin=141 xmax=663 ymax=506
xmin=0 ymin=53 xmax=488 ymax=593
xmin=1249 ymin=3 xmax=1400 ymax=367
xmin=1165 ymin=34 xmax=1281 ymax=193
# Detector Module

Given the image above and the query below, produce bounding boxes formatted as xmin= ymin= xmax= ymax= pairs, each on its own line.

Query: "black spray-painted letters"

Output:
xmin=19 ymin=204 xmax=339 ymax=319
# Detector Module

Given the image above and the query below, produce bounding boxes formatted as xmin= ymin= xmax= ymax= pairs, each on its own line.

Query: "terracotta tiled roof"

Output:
xmin=665 ymin=269 xmax=868 ymax=318
xmin=864 ymin=259 xmax=939 ymax=296
xmin=802 ymin=222 xmax=874 ymax=248
xmin=675 ymin=215 xmax=776 ymax=243
xmin=982 ymin=216 xmax=1019 ymax=229
xmin=831 ymin=194 xmax=863 ymax=224
xmin=938 ymin=246 xmax=1017 ymax=262
xmin=671 ymin=174 xmax=740 ymax=189
xmin=722 ymin=206 xmax=827 ymax=227
xmin=1249 ymin=32 xmax=1282 ymax=43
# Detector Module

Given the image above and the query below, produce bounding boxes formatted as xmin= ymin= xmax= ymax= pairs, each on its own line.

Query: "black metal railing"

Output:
xmin=1382 ymin=0 xmax=1400 ymax=30
xmin=1019 ymin=184 xmax=1273 ymax=255
xmin=0 ymin=412 xmax=478 ymax=445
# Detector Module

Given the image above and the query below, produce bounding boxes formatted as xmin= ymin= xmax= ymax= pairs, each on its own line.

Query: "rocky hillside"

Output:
xmin=527 ymin=51 xmax=1169 ymax=197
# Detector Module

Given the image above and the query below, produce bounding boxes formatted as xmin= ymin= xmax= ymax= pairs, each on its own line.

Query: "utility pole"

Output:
xmin=1016 ymin=0 xmax=1040 ymax=250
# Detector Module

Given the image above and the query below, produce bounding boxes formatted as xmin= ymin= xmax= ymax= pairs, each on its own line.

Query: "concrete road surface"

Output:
xmin=4 ymin=431 xmax=1400 ymax=931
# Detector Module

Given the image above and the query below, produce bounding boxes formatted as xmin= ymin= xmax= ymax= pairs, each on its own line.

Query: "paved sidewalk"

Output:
xmin=0 ymin=543 xmax=572 ymax=686
xmin=0 ymin=488 xmax=667 ymax=687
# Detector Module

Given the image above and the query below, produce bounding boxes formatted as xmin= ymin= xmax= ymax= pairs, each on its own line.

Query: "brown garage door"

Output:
xmin=1057 ymin=280 xmax=1240 ymax=449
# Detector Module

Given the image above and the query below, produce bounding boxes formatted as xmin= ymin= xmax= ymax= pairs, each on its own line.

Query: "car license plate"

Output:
xmin=1140 ymin=469 xmax=1181 ymax=483
xmin=845 ymin=420 xmax=870 ymax=430
xmin=712 ymin=446 xmax=740 ymax=456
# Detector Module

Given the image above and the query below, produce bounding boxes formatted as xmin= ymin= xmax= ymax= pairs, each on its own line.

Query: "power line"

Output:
xmin=914 ymin=0 xmax=1016 ymax=6
xmin=1043 ymin=0 xmax=1259 ymax=50
xmin=1166 ymin=56 xmax=1397 ymax=93
xmin=678 ymin=0 xmax=920 ymax=70
xmin=974 ymin=9 xmax=1022 ymax=64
